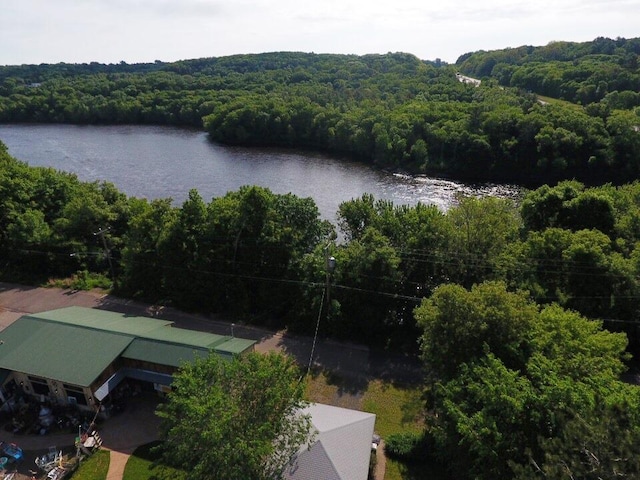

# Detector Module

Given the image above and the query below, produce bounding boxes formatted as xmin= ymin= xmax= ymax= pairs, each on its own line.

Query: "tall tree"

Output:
xmin=443 ymin=196 xmax=521 ymax=286
xmin=331 ymin=227 xmax=403 ymax=344
xmin=120 ymin=197 xmax=177 ymax=299
xmin=416 ymin=281 xmax=638 ymax=480
xmin=155 ymin=352 xmax=313 ymax=480
xmin=159 ymin=189 xmax=209 ymax=309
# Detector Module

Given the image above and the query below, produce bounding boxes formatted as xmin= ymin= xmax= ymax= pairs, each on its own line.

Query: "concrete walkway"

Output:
xmin=106 ymin=450 xmax=131 ymax=480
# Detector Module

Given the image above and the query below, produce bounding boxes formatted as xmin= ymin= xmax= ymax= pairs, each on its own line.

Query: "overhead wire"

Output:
xmin=5 ymin=242 xmax=640 ymax=303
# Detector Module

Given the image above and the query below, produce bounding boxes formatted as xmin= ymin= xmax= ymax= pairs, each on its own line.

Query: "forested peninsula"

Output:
xmin=3 ymin=37 xmax=640 ymax=479
xmin=1 ymin=36 xmax=640 ymax=185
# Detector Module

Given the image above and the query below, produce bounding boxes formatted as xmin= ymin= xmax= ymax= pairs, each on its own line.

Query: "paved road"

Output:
xmin=0 ymin=282 xmax=423 ymax=385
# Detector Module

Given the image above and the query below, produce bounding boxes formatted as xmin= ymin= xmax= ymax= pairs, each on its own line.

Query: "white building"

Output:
xmin=286 ymin=403 xmax=376 ymax=480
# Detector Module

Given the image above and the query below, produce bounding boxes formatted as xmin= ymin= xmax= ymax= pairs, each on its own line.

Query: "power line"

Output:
xmin=5 ymin=244 xmax=640 ymax=303
xmin=306 ymin=288 xmax=325 ymax=376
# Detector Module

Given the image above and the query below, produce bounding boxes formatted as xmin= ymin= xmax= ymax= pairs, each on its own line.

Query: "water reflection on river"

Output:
xmin=0 ymin=124 xmax=523 ymax=222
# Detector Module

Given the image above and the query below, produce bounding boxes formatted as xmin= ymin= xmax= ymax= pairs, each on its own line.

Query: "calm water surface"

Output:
xmin=0 ymin=124 xmax=522 ymax=222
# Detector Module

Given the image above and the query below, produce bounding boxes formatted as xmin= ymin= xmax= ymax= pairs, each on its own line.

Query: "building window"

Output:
xmin=27 ymin=376 xmax=50 ymax=396
xmin=63 ymin=384 xmax=88 ymax=406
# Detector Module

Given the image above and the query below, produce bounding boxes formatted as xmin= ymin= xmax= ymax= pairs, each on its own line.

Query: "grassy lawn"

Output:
xmin=537 ymin=94 xmax=583 ymax=111
xmin=305 ymin=371 xmax=425 ymax=437
xmin=361 ymin=380 xmax=424 ymax=437
xmin=304 ymin=369 xmax=344 ymax=404
xmin=305 ymin=371 xmax=443 ymax=480
xmin=123 ymin=442 xmax=188 ymax=480
xmin=362 ymin=380 xmax=426 ymax=480
xmin=69 ymin=450 xmax=110 ymax=480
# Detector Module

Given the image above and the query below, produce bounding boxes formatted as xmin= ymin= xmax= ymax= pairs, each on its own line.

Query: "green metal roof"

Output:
xmin=214 ymin=336 xmax=256 ymax=356
xmin=138 ymin=326 xmax=255 ymax=355
xmin=139 ymin=326 xmax=228 ymax=348
xmin=122 ymin=338 xmax=210 ymax=368
xmin=29 ymin=306 xmax=173 ymax=335
xmin=0 ymin=317 xmax=131 ymax=386
xmin=0 ymin=307 xmax=256 ymax=386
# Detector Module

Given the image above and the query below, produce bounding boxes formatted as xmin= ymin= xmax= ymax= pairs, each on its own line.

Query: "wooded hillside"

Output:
xmin=1 ymin=39 xmax=639 ymax=185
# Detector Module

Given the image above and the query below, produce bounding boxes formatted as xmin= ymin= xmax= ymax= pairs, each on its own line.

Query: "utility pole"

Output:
xmin=306 ymin=244 xmax=336 ymax=376
xmin=94 ymin=227 xmax=117 ymax=289
xmin=325 ymin=249 xmax=336 ymax=311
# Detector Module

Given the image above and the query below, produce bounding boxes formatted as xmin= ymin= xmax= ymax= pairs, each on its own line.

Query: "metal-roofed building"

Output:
xmin=0 ymin=306 xmax=254 ymax=409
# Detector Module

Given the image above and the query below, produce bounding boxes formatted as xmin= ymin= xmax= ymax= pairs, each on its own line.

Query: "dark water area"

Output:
xmin=0 ymin=124 xmax=523 ymax=223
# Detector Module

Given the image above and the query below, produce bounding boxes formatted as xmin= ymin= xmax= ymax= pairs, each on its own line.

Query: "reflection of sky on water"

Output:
xmin=0 ymin=124 xmax=523 ymax=223
xmin=382 ymin=173 xmax=524 ymax=212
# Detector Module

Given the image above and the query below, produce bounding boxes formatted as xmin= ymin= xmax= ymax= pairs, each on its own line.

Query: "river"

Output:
xmin=0 ymin=124 xmax=522 ymax=222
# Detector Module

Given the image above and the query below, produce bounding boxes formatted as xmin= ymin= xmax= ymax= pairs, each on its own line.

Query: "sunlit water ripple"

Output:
xmin=0 ymin=124 xmax=523 ymax=223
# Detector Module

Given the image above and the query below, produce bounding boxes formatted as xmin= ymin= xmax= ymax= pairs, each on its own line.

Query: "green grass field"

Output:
xmin=69 ymin=450 xmax=110 ymax=480
xmin=305 ymin=371 xmax=448 ymax=480
xmin=122 ymin=442 xmax=187 ymax=480
xmin=536 ymin=94 xmax=584 ymax=111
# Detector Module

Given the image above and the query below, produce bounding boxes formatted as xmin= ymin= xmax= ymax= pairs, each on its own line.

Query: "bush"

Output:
xmin=47 ymin=270 xmax=112 ymax=290
xmin=385 ymin=431 xmax=430 ymax=462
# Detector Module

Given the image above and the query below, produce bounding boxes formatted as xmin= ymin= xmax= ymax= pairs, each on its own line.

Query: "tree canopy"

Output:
xmin=154 ymin=351 xmax=313 ymax=480
xmin=416 ymin=281 xmax=640 ymax=480
xmin=458 ymin=37 xmax=640 ymax=106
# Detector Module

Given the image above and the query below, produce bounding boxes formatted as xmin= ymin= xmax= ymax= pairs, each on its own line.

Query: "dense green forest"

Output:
xmin=1 ymin=38 xmax=639 ymax=184
xmin=457 ymin=36 xmax=640 ymax=106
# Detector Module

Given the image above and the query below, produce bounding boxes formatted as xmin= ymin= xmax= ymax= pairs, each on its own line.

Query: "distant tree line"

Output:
xmin=458 ymin=36 xmax=640 ymax=106
xmin=1 ymin=45 xmax=639 ymax=185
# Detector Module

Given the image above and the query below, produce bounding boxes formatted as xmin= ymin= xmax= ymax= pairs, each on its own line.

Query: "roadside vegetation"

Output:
xmin=154 ymin=352 xmax=310 ymax=480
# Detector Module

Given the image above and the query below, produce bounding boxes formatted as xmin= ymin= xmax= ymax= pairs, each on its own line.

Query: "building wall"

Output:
xmin=10 ymin=371 xmax=95 ymax=409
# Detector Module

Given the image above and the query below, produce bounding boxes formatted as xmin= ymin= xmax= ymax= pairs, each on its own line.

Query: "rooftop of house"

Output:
xmin=286 ymin=403 xmax=376 ymax=480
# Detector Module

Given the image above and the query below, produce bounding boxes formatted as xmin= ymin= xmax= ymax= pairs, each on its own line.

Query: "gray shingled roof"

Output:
xmin=285 ymin=404 xmax=376 ymax=480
